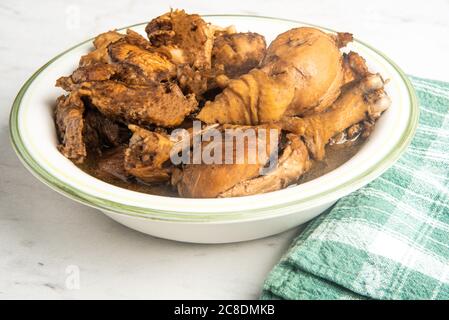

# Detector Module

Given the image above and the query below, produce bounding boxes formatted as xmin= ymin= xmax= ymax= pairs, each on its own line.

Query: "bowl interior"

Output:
xmin=10 ymin=15 xmax=417 ymax=220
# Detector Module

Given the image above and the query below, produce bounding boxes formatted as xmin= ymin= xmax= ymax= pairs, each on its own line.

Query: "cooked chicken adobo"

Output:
xmin=172 ymin=124 xmax=281 ymax=198
xmin=209 ymin=32 xmax=267 ymax=89
xmin=76 ymin=80 xmax=197 ymax=127
xmin=54 ymin=10 xmax=391 ymax=198
xmin=196 ymin=27 xmax=349 ymax=124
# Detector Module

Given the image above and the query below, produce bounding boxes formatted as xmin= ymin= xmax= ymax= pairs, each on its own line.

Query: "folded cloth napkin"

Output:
xmin=261 ymin=76 xmax=449 ymax=300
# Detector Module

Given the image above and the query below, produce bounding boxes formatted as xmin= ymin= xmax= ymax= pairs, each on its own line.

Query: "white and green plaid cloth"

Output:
xmin=261 ymin=76 xmax=449 ymax=300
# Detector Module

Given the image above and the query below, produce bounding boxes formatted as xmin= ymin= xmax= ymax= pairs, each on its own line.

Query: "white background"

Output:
xmin=1 ymin=0 xmax=448 ymax=299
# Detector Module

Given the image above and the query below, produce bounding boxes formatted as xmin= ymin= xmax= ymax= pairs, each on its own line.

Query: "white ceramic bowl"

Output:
xmin=9 ymin=15 xmax=418 ymax=243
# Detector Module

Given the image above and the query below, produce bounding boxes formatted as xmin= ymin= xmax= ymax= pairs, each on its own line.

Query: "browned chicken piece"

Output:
xmin=210 ymin=32 xmax=267 ymax=88
xmin=172 ymin=125 xmax=281 ymax=198
xmin=56 ymin=30 xmax=127 ymax=90
xmin=69 ymin=63 xmax=118 ymax=84
xmin=57 ymin=62 xmax=152 ymax=92
xmin=279 ymin=74 xmax=391 ymax=160
xmin=263 ymin=27 xmax=346 ymax=116
xmin=124 ymin=125 xmax=174 ymax=183
xmin=146 ymin=10 xmax=215 ymax=95
xmin=93 ymin=30 xmax=125 ymax=49
xmin=124 ymin=124 xmax=221 ymax=183
xmin=79 ymin=30 xmax=125 ymax=67
xmin=211 ymin=24 xmax=237 ymax=37
xmin=83 ymin=108 xmax=129 ymax=152
xmin=53 ymin=12 xmax=390 ymax=199
xmin=334 ymin=32 xmax=353 ymax=48
xmin=197 ymin=68 xmax=297 ymax=125
xmin=77 ymin=80 xmax=197 ymax=127
xmin=58 ymin=29 xmax=176 ymax=90
xmin=56 ymin=63 xmax=119 ymax=91
xmin=342 ymin=51 xmax=370 ymax=84
xmin=108 ymin=29 xmax=176 ymax=84
xmin=146 ymin=9 xmax=214 ymax=68
xmin=176 ymin=64 xmax=210 ymax=97
xmin=55 ymin=92 xmax=86 ymax=163
xmin=55 ymin=92 xmax=129 ymax=163
xmin=197 ymin=27 xmax=349 ymax=125
xmin=120 ymin=29 xmax=154 ymax=50
xmin=219 ymin=134 xmax=311 ymax=197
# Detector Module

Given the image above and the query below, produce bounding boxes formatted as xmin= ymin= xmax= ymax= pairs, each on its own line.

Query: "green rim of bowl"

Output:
xmin=9 ymin=14 xmax=419 ymax=222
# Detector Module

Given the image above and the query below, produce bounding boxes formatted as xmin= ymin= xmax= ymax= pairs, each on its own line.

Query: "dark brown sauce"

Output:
xmin=300 ymin=138 xmax=365 ymax=184
xmin=78 ymin=139 xmax=365 ymax=197
xmin=78 ymin=147 xmax=178 ymax=197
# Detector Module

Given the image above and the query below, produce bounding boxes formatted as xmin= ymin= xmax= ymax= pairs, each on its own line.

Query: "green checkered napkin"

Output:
xmin=261 ymin=76 xmax=449 ymax=300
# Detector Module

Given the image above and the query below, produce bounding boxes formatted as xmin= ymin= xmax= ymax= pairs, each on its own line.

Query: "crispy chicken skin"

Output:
xmin=124 ymin=125 xmax=174 ymax=183
xmin=279 ymin=74 xmax=391 ymax=160
xmin=197 ymin=27 xmax=348 ymax=125
xmin=77 ymin=80 xmax=197 ymax=127
xmin=219 ymin=134 xmax=311 ymax=197
xmin=172 ymin=125 xmax=280 ymax=198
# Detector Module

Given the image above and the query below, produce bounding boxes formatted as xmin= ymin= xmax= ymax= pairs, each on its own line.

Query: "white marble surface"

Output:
xmin=1 ymin=0 xmax=448 ymax=299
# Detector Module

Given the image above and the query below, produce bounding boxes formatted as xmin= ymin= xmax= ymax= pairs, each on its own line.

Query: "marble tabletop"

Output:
xmin=1 ymin=0 xmax=448 ymax=299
